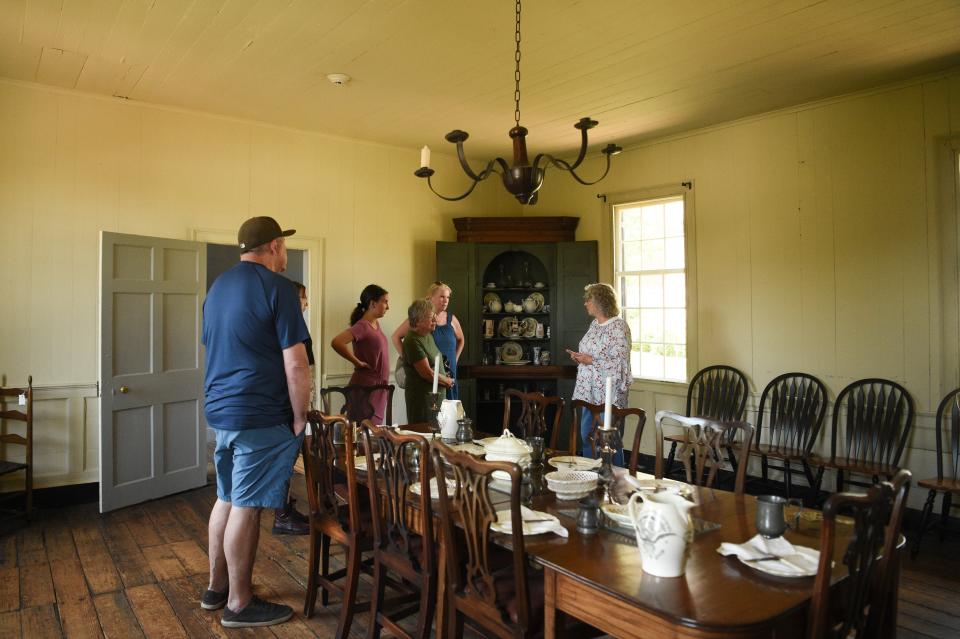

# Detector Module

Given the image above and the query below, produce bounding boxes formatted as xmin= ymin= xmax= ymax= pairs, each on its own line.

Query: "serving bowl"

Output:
xmin=544 ymin=470 xmax=599 ymax=501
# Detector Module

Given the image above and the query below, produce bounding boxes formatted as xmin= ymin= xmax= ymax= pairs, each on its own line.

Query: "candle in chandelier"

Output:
xmin=432 ymin=353 xmax=441 ymax=393
xmin=603 ymin=376 xmax=613 ymax=430
xmin=420 ymin=145 xmax=431 ymax=169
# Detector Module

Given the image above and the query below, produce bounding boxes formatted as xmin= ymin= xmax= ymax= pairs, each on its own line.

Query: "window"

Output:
xmin=614 ymin=195 xmax=688 ymax=382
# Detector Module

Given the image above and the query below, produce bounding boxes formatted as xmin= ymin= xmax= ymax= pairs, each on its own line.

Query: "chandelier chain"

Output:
xmin=514 ymin=0 xmax=522 ymax=127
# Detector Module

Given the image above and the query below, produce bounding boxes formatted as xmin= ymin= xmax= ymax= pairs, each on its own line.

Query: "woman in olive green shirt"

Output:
xmin=402 ymin=299 xmax=454 ymax=423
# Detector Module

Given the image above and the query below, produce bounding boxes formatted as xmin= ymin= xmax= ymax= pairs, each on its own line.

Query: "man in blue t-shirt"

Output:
xmin=201 ymin=216 xmax=311 ymax=629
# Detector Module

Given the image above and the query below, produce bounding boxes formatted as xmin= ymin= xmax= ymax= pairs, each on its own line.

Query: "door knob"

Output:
xmin=119 ymin=385 xmax=130 ymax=394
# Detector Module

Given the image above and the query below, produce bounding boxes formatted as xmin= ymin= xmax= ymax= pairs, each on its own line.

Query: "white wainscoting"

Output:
xmin=0 ymin=382 xmax=100 ymax=491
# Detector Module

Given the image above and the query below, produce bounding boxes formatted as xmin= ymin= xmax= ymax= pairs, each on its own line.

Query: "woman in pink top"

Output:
xmin=330 ymin=284 xmax=391 ymax=423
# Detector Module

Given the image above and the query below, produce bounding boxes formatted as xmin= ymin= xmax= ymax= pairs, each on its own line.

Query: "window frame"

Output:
xmin=609 ymin=183 xmax=698 ymax=388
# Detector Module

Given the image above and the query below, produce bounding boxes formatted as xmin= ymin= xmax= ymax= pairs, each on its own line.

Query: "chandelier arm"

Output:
xmin=453 ymin=141 xmax=502 ymax=182
xmin=568 ymin=126 xmax=589 ymax=170
xmin=536 ymin=153 xmax=614 ymax=186
xmin=424 ymin=174 xmax=483 ymax=202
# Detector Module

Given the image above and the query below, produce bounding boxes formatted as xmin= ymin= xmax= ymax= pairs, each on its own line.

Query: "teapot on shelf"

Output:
xmin=627 ymin=491 xmax=696 ymax=578
xmin=522 ymin=297 xmax=538 ymax=313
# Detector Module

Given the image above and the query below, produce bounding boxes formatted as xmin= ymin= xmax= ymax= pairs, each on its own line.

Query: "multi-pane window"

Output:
xmin=614 ymin=196 xmax=687 ymax=382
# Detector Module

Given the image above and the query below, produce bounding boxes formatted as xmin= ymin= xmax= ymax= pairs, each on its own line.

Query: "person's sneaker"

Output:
xmin=272 ymin=499 xmax=309 ymax=535
xmin=200 ymin=588 xmax=228 ymax=610
xmin=221 ymin=596 xmax=293 ymax=628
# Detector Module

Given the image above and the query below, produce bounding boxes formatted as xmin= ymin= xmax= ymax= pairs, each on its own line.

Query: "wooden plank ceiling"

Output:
xmin=1 ymin=0 xmax=960 ymax=157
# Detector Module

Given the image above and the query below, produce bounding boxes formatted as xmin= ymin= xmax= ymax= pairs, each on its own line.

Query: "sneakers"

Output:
xmin=200 ymin=588 xmax=228 ymax=610
xmin=221 ymin=595 xmax=293 ymax=628
xmin=272 ymin=498 xmax=309 ymax=535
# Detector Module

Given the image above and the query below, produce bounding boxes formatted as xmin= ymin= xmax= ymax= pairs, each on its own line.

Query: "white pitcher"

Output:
xmin=627 ymin=491 xmax=696 ymax=578
xmin=439 ymin=400 xmax=465 ymax=441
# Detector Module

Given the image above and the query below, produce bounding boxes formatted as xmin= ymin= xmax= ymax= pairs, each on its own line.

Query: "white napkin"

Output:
xmin=493 ymin=506 xmax=569 ymax=538
xmin=717 ymin=534 xmax=820 ymax=576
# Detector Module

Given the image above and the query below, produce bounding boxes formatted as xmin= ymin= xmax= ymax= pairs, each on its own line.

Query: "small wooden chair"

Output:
xmin=301 ymin=411 xmax=371 ymax=638
xmin=654 ymin=411 xmax=753 ymax=495
xmin=664 ymin=365 xmax=749 ymax=477
xmin=571 ymin=400 xmax=647 ymax=473
xmin=912 ymin=388 xmax=960 ymax=557
xmin=807 ymin=470 xmax=911 ymax=639
xmin=811 ymin=378 xmax=914 ymax=501
xmin=430 ymin=440 xmax=540 ymax=639
xmin=321 ymin=383 xmax=395 ymax=425
xmin=0 ymin=376 xmax=33 ymax=520
xmin=750 ymin=373 xmax=828 ymax=500
xmin=502 ymin=390 xmax=570 ymax=453
xmin=360 ymin=422 xmax=437 ymax=639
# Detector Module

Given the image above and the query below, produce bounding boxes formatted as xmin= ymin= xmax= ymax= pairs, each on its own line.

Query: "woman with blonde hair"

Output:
xmin=567 ymin=283 xmax=633 ymax=465
xmin=392 ymin=281 xmax=464 ymax=399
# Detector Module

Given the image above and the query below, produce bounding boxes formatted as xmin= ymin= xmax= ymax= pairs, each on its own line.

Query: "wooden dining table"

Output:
xmin=332 ymin=435 xmax=853 ymax=639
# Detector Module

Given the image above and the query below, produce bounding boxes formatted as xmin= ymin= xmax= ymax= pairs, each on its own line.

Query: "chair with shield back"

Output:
xmin=360 ymin=421 xmax=437 ymax=639
xmin=321 ymin=383 xmax=395 ymax=426
xmin=301 ymin=410 xmax=372 ymax=638
xmin=502 ymin=390 xmax=569 ymax=453
xmin=664 ymin=365 xmax=749 ymax=478
xmin=0 ymin=376 xmax=32 ymax=521
xmin=911 ymin=387 xmax=960 ymax=558
xmin=806 ymin=470 xmax=911 ymax=639
xmin=430 ymin=440 xmax=540 ymax=639
xmin=654 ymin=411 xmax=753 ymax=495
xmin=810 ymin=378 xmax=914 ymax=502
xmin=750 ymin=373 xmax=828 ymax=502
xmin=571 ymin=400 xmax=647 ymax=474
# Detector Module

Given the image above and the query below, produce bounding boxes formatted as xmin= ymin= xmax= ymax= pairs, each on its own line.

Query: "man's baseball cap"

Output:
xmin=238 ymin=216 xmax=295 ymax=251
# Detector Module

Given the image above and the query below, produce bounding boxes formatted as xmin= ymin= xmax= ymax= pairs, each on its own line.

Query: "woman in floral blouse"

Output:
xmin=567 ymin=283 xmax=633 ymax=465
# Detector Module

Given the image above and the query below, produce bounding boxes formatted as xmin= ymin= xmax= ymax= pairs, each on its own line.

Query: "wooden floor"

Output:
xmin=1 ymin=472 xmax=958 ymax=638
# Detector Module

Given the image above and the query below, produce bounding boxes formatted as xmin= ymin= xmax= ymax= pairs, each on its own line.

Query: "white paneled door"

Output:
xmin=99 ymin=232 xmax=207 ymax=513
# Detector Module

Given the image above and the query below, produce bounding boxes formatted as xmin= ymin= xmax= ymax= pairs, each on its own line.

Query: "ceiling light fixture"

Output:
xmin=415 ymin=0 xmax=621 ymax=205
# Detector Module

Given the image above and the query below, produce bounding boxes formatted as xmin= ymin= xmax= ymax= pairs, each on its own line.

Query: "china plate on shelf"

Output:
xmin=500 ymin=341 xmax=523 ymax=362
xmin=498 ymin=317 xmax=518 ymax=337
xmin=483 ymin=292 xmax=501 ymax=308
xmin=529 ymin=292 xmax=545 ymax=311
xmin=502 ymin=360 xmax=531 ymax=366
xmin=520 ymin=317 xmax=537 ymax=337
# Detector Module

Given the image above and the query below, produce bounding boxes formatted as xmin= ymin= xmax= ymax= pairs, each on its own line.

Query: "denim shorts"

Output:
xmin=213 ymin=424 xmax=304 ymax=509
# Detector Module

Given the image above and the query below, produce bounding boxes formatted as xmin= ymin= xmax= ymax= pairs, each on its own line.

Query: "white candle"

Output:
xmin=603 ymin=376 xmax=613 ymax=430
xmin=432 ymin=353 xmax=441 ymax=393
xmin=420 ymin=145 xmax=431 ymax=168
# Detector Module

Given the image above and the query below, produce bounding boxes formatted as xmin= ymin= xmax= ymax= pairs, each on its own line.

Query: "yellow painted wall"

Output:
xmin=530 ymin=72 xmax=960 ymax=504
xmin=0 ymin=78 xmax=516 ymax=488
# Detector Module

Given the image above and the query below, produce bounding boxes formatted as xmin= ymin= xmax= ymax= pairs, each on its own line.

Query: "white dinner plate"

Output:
xmin=409 ymin=476 xmax=456 ymax=500
xmin=548 ymin=456 xmax=602 ymax=471
xmin=353 ymin=455 xmax=368 ymax=471
xmin=736 ymin=546 xmax=820 ymax=578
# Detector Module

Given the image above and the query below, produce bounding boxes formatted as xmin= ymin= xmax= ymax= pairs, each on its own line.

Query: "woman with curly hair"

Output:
xmin=567 ymin=283 xmax=633 ymax=465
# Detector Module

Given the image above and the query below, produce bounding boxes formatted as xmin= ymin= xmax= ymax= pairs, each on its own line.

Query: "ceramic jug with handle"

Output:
xmin=439 ymin=400 xmax=465 ymax=442
xmin=627 ymin=491 xmax=696 ymax=577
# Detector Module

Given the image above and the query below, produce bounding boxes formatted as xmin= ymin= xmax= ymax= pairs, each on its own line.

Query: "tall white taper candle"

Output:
xmin=432 ymin=353 xmax=441 ymax=393
xmin=420 ymin=145 xmax=431 ymax=168
xmin=603 ymin=376 xmax=613 ymax=429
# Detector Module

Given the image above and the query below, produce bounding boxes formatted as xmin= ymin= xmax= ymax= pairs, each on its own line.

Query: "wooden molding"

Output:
xmin=452 ymin=217 xmax=579 ymax=243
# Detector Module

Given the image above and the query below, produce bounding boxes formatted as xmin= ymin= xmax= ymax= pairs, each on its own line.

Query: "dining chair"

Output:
xmin=664 ymin=365 xmax=749 ymax=477
xmin=750 ymin=372 xmax=828 ymax=501
xmin=321 ymin=383 xmax=395 ymax=425
xmin=360 ymin=421 xmax=437 ymax=639
xmin=654 ymin=411 xmax=753 ymax=495
xmin=911 ymin=387 xmax=960 ymax=558
xmin=571 ymin=400 xmax=647 ymax=473
xmin=502 ymin=390 xmax=570 ymax=453
xmin=301 ymin=410 xmax=372 ymax=638
xmin=0 ymin=376 xmax=33 ymax=521
xmin=430 ymin=440 xmax=540 ymax=639
xmin=807 ymin=470 xmax=911 ymax=639
xmin=810 ymin=378 xmax=914 ymax=501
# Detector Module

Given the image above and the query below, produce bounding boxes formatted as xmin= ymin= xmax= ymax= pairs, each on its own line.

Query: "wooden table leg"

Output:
xmin=544 ymin=566 xmax=557 ymax=639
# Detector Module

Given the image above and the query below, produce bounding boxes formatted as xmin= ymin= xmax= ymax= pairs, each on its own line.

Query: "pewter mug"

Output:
xmin=755 ymin=495 xmax=803 ymax=538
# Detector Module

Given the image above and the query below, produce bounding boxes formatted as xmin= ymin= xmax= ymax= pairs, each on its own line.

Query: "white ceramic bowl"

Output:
xmin=544 ymin=470 xmax=599 ymax=501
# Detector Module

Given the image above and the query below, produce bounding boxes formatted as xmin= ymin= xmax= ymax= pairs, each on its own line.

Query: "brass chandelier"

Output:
xmin=414 ymin=0 xmax=621 ymax=205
